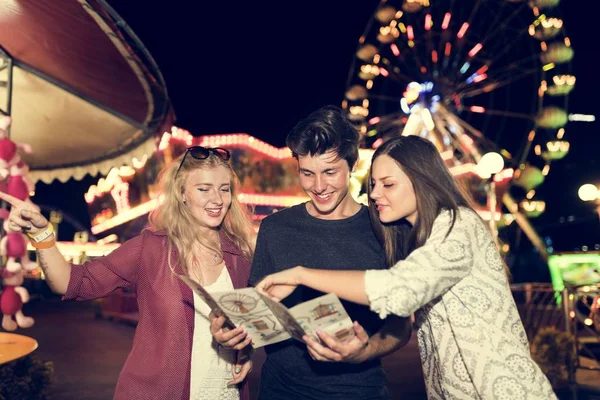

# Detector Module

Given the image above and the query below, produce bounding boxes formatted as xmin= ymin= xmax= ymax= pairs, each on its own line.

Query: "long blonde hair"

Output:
xmin=148 ymin=150 xmax=255 ymax=281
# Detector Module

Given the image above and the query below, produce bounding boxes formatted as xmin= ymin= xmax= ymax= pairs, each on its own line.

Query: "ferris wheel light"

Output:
xmin=425 ymin=14 xmax=432 ymax=31
xmin=457 ymin=22 xmax=469 ymax=39
xmin=568 ymin=114 xmax=595 ymax=122
xmin=445 ymin=42 xmax=452 ymax=56
xmin=477 ymin=152 xmax=504 ymax=177
xmin=468 ymin=43 xmax=483 ymax=57
xmin=407 ymin=25 xmax=414 ymax=40
xmin=390 ymin=43 xmax=400 ymax=56
xmin=421 ymin=109 xmax=435 ymax=131
xmin=400 ymin=98 xmax=411 ymax=114
xmin=473 ymin=73 xmax=487 ymax=83
xmin=542 ymin=63 xmax=555 ymax=71
xmin=578 ymin=184 xmax=599 ymax=202
xmin=476 ymin=65 xmax=488 ymax=75
xmin=470 ymin=106 xmax=485 ymax=113
xmin=442 ymin=13 xmax=451 ymax=30
xmin=460 ymin=62 xmax=470 ymax=74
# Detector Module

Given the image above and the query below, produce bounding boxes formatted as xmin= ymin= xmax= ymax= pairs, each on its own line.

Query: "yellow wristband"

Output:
xmin=28 ymin=224 xmax=54 ymax=242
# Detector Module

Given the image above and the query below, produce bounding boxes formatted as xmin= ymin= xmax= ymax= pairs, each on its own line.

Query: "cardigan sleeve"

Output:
xmin=62 ymin=231 xmax=149 ymax=301
xmin=364 ymin=208 xmax=479 ymax=319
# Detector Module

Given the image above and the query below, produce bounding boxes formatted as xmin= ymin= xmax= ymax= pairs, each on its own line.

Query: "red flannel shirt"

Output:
xmin=63 ymin=229 xmax=251 ymax=400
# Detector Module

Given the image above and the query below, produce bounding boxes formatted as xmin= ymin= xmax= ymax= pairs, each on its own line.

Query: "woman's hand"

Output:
xmin=228 ymin=349 xmax=253 ymax=386
xmin=0 ymin=192 xmax=48 ymax=234
xmin=209 ymin=313 xmax=252 ymax=350
xmin=255 ymin=266 xmax=304 ymax=301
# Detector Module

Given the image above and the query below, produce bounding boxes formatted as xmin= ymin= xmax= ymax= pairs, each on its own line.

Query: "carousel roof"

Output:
xmin=0 ymin=0 xmax=174 ymax=183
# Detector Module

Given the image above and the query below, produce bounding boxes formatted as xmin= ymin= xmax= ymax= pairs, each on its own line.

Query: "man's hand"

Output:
xmin=228 ymin=350 xmax=253 ymax=386
xmin=304 ymin=321 xmax=370 ymax=363
xmin=209 ymin=312 xmax=252 ymax=350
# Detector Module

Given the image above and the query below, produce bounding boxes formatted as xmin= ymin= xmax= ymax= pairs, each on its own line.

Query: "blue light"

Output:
xmin=460 ymin=62 xmax=470 ymax=74
xmin=466 ymin=73 xmax=477 ymax=84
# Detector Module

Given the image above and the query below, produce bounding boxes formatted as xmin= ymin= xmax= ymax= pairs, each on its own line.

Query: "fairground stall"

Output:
xmin=0 ymin=0 xmax=174 ymax=330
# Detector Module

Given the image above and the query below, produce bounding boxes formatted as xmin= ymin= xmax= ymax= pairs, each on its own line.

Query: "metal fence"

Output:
xmin=511 ymin=282 xmax=600 ymax=396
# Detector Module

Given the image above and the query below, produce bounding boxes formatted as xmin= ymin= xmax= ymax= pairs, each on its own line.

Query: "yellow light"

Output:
xmin=542 ymin=63 xmax=555 ymax=71
xmin=578 ymin=184 xmax=599 ymax=202
xmin=349 ymin=105 xmax=369 ymax=117
xmin=541 ymin=164 xmax=550 ymax=176
xmin=546 ymin=140 xmax=569 ymax=152
xmin=477 ymin=152 xmax=504 ymax=177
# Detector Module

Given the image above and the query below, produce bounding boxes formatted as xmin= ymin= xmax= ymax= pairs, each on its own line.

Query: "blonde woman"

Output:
xmin=1 ymin=146 xmax=256 ymax=400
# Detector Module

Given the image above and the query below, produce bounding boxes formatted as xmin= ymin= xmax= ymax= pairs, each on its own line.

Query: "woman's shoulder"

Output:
xmin=434 ymin=207 xmax=482 ymax=229
xmin=130 ymin=228 xmax=169 ymax=247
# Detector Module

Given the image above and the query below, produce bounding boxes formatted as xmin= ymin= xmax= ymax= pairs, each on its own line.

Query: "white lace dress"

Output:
xmin=189 ymin=267 xmax=240 ymax=400
xmin=364 ymin=208 xmax=557 ymax=400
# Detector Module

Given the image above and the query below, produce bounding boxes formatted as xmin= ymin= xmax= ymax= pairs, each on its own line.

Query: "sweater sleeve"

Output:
xmin=62 ymin=232 xmax=147 ymax=301
xmin=364 ymin=209 xmax=478 ymax=318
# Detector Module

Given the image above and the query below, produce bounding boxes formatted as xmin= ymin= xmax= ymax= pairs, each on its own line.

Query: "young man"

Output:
xmin=211 ymin=105 xmax=411 ymax=399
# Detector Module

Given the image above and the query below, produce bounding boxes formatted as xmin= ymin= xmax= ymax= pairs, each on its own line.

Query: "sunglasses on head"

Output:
xmin=175 ymin=146 xmax=231 ymax=177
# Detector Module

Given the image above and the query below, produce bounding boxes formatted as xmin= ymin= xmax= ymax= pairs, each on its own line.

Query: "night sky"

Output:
xmin=35 ymin=0 xmax=598 ymax=259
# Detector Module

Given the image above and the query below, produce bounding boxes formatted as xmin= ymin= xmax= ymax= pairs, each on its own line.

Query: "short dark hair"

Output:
xmin=286 ymin=105 xmax=360 ymax=168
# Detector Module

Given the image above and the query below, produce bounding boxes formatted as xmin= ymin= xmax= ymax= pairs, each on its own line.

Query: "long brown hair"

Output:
xmin=367 ymin=136 xmax=477 ymax=267
xmin=148 ymin=151 xmax=255 ymax=281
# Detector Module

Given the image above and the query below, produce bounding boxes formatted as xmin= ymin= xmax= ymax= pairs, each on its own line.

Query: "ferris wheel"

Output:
xmin=343 ymin=0 xmax=574 ymax=257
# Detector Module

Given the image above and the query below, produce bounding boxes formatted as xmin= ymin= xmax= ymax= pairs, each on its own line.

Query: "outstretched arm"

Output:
xmin=0 ymin=192 xmax=71 ymax=294
xmin=259 ymin=210 xmax=477 ymax=319
xmin=257 ymin=267 xmax=369 ymax=305
xmin=0 ymin=191 xmax=142 ymax=299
